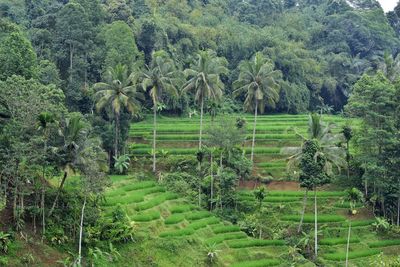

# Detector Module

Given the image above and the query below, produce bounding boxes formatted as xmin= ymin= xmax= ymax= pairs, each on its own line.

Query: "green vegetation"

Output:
xmin=164 ymin=214 xmax=185 ymax=225
xmin=320 ymin=237 xmax=360 ymax=245
xmin=132 ymin=210 xmax=161 ymax=222
xmin=281 ymin=215 xmax=346 ymax=223
xmin=231 ymin=259 xmax=280 ymax=267
xmin=323 ymin=249 xmax=381 ymax=261
xmin=227 ymin=239 xmax=285 ymax=248
xmin=369 ymin=239 xmax=400 ymax=248
xmin=212 ymin=225 xmax=241 ymax=234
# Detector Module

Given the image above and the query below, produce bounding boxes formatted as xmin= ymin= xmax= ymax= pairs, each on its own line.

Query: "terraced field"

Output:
xmin=238 ymin=190 xmax=400 ymax=266
xmin=101 ymin=176 xmax=312 ymax=266
xmin=129 ymin=114 xmax=357 ymax=179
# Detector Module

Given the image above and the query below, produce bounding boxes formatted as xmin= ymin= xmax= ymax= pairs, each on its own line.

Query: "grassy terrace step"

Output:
xmin=187 ymin=217 xmax=220 ymax=230
xmin=239 ymin=190 xmax=346 ymax=198
xmin=185 ymin=210 xmax=213 ymax=221
xmin=212 ymin=225 xmax=241 ymax=234
xmin=135 ymin=192 xmax=179 ymax=211
xmin=227 ymin=239 xmax=285 ymax=248
xmin=132 ymin=210 xmax=161 ymax=222
xmin=105 ymin=180 xmax=157 ymax=197
xmin=169 ymin=204 xmax=197 ymax=213
xmin=369 ymin=239 xmax=400 ymax=248
xmin=231 ymin=259 xmax=280 ymax=267
xmin=320 ymin=237 xmax=360 ymax=245
xmin=281 ymin=214 xmax=346 ymax=223
xmin=322 ymin=249 xmax=381 ymax=261
xmin=342 ymin=219 xmax=375 ymax=227
xmin=159 ymin=228 xmax=195 ymax=238
xmin=164 ymin=214 xmax=185 ymax=224
xmin=205 ymin=232 xmax=248 ymax=245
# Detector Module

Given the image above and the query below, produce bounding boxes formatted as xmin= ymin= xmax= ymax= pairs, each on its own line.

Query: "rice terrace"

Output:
xmin=1 ymin=0 xmax=400 ymax=266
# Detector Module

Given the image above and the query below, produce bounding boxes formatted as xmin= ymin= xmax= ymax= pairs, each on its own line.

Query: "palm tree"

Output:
xmin=140 ymin=51 xmax=178 ymax=173
xmin=233 ymin=52 xmax=281 ymax=162
xmin=182 ymin=50 xmax=228 ymax=149
xmin=94 ymin=64 xmax=143 ymax=158
xmin=281 ymin=114 xmax=346 ymax=257
xmin=379 ymin=51 xmax=400 ymax=82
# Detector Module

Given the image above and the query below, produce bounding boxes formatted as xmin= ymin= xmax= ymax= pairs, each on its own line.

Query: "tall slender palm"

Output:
xmin=233 ymin=52 xmax=281 ymax=162
xmin=182 ymin=50 xmax=228 ymax=149
xmin=281 ymin=113 xmax=346 ymax=257
xmin=140 ymin=51 xmax=178 ymax=173
xmin=94 ymin=64 xmax=143 ymax=158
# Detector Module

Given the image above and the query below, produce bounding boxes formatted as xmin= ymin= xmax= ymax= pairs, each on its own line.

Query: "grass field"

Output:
xmin=129 ymin=114 xmax=358 ymax=180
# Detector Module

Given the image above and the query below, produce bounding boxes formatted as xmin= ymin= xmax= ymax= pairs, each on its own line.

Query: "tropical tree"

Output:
xmin=182 ymin=50 xmax=228 ymax=149
xmin=94 ymin=63 xmax=143 ymax=158
xmin=113 ymin=154 xmax=130 ymax=174
xmin=342 ymin=125 xmax=353 ymax=180
xmin=233 ymin=52 xmax=282 ymax=162
xmin=254 ymin=187 xmax=266 ymax=209
xmin=140 ymin=51 xmax=178 ymax=173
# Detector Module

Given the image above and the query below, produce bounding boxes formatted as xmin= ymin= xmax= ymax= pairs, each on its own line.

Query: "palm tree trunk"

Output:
xmin=152 ymin=104 xmax=157 ymax=173
xmin=69 ymin=43 xmax=74 ymax=83
xmin=41 ymin=187 xmax=45 ymax=235
xmin=314 ymin=187 xmax=318 ymax=259
xmin=251 ymin=101 xmax=258 ymax=163
xmin=48 ymin=171 xmax=67 ymax=217
xmin=115 ymin=112 xmax=119 ymax=158
xmin=397 ymin=196 xmax=399 ymax=226
xmin=298 ymin=189 xmax=308 ymax=233
xmin=346 ymin=141 xmax=350 ymax=180
xmin=345 ymin=221 xmax=351 ymax=267
xmin=210 ymin=153 xmax=213 ymax=211
xmin=199 ymin=97 xmax=204 ymax=149
xmin=78 ymin=195 xmax=87 ymax=266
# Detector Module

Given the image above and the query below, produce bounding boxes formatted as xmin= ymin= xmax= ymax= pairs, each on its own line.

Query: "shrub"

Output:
xmin=320 ymin=237 xmax=360 ymax=245
xmin=369 ymin=239 xmax=400 ymax=248
xmin=0 ymin=232 xmax=11 ymax=253
xmin=227 ymin=239 xmax=285 ymax=248
xmin=186 ymin=211 xmax=213 ymax=221
xmin=281 ymin=214 xmax=345 ymax=223
xmin=212 ymin=225 xmax=241 ymax=234
xmin=231 ymin=259 xmax=280 ymax=267
xmin=205 ymin=232 xmax=247 ymax=245
xmin=323 ymin=249 xmax=381 ymax=261
xmin=159 ymin=228 xmax=195 ymax=238
xmin=169 ymin=204 xmax=196 ymax=214
xmin=164 ymin=214 xmax=185 ymax=225
xmin=132 ymin=211 xmax=160 ymax=222
xmin=187 ymin=217 xmax=220 ymax=230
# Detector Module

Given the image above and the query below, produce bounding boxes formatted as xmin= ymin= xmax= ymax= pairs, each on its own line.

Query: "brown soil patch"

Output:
xmin=239 ymin=180 xmax=261 ymax=190
xmin=267 ymin=181 xmax=300 ymax=191
xmin=340 ymin=207 xmax=375 ymax=220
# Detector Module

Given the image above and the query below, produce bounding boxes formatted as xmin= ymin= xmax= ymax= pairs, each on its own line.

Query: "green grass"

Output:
xmin=187 ymin=217 xmax=220 ymax=230
xmin=264 ymin=196 xmax=302 ymax=203
xmin=205 ymin=232 xmax=248 ymax=245
xmin=334 ymin=202 xmax=364 ymax=209
xmin=131 ymin=210 xmax=161 ymax=222
xmin=227 ymin=239 xmax=285 ymax=248
xmin=159 ymin=228 xmax=195 ymax=238
xmin=320 ymin=237 xmax=360 ymax=245
xmin=231 ymin=259 xmax=280 ymax=267
xmin=212 ymin=225 xmax=241 ymax=234
xmin=169 ymin=204 xmax=197 ymax=214
xmin=135 ymin=192 xmax=179 ymax=211
xmin=369 ymin=239 xmax=400 ymax=248
xmin=164 ymin=214 xmax=185 ymax=225
xmin=104 ymin=193 xmax=145 ymax=206
xmin=322 ymin=249 xmax=381 ymax=261
xmin=342 ymin=219 xmax=375 ymax=227
xmin=185 ymin=211 xmax=213 ymax=221
xmin=281 ymin=214 xmax=346 ymax=223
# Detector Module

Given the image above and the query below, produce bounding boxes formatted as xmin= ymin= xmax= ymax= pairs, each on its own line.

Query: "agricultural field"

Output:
xmin=101 ymin=176 xmax=312 ymax=266
xmin=237 ymin=190 xmax=400 ymax=266
xmin=129 ymin=114 xmax=357 ymax=179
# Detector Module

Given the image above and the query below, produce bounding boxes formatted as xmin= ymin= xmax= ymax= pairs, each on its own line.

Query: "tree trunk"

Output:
xmin=48 ymin=171 xmax=68 ymax=217
xmin=397 ymin=196 xmax=399 ymax=226
xmin=78 ymin=196 xmax=87 ymax=266
xmin=210 ymin=154 xmax=214 ymax=211
xmin=251 ymin=101 xmax=258 ymax=163
xmin=152 ymin=104 xmax=157 ymax=173
xmin=298 ymin=189 xmax=308 ymax=233
xmin=345 ymin=221 xmax=351 ymax=267
xmin=115 ymin=111 xmax=119 ymax=158
xmin=41 ymin=187 xmax=45 ymax=235
xmin=69 ymin=44 xmax=74 ymax=83
xmin=314 ymin=187 xmax=318 ymax=259
xmin=199 ymin=97 xmax=204 ymax=149
xmin=346 ymin=141 xmax=350 ymax=180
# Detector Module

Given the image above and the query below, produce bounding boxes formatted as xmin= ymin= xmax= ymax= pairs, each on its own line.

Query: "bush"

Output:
xmin=159 ymin=228 xmax=195 ymax=238
xmin=319 ymin=237 xmax=360 ymax=245
xmin=164 ymin=214 xmax=185 ymax=225
xmin=212 ymin=225 xmax=241 ymax=234
xmin=281 ymin=214 xmax=345 ymax=223
xmin=187 ymin=217 xmax=220 ymax=230
xmin=369 ymin=239 xmax=400 ymax=248
xmin=231 ymin=259 xmax=280 ymax=267
xmin=132 ymin=210 xmax=161 ymax=222
xmin=0 ymin=232 xmax=11 ymax=254
xmin=205 ymin=232 xmax=247 ymax=245
xmin=227 ymin=239 xmax=285 ymax=248
xmin=323 ymin=249 xmax=381 ymax=261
